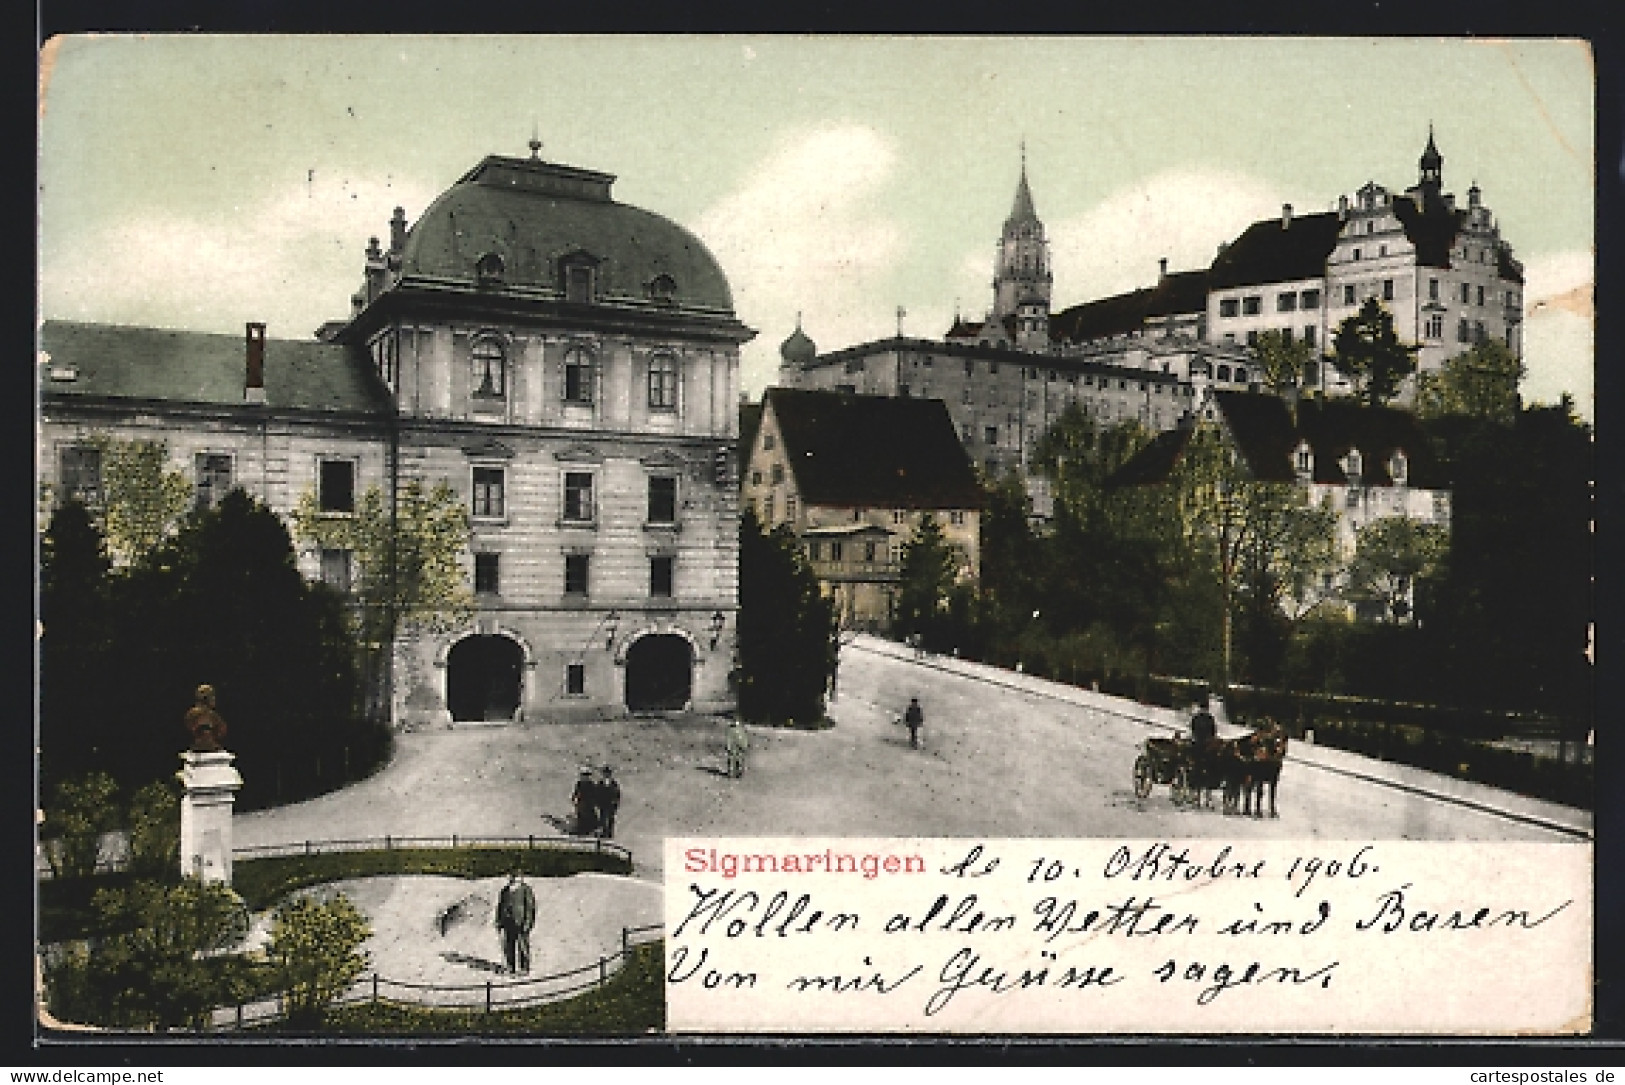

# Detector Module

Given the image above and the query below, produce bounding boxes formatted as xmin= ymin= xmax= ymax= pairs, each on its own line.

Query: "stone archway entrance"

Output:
xmin=624 ymin=634 xmax=693 ymax=712
xmin=446 ymin=634 xmax=523 ymax=722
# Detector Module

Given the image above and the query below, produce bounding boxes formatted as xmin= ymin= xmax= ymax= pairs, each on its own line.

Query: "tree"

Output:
xmin=266 ymin=893 xmax=372 ymax=1027
xmin=292 ymin=479 xmax=474 ymax=720
xmin=734 ymin=507 xmax=838 ymax=725
xmin=1330 ymin=299 xmax=1419 ymax=407
xmin=1415 ymin=339 xmax=1526 ymax=424
xmin=88 ymin=436 xmax=193 ymax=568
xmin=41 ymin=772 xmax=119 ymax=879
xmin=1253 ymin=329 xmax=1314 ymax=396
xmin=46 ymin=877 xmax=254 ymax=1030
xmin=895 ymin=513 xmax=960 ymax=647
xmin=126 ymin=779 xmax=182 ymax=879
xmin=1345 ymin=516 xmax=1450 ymax=623
xmin=39 ymin=501 xmax=113 ymax=790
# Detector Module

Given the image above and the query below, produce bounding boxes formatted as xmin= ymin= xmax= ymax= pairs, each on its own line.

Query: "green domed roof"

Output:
xmin=398 ymin=155 xmax=735 ymax=313
xmin=779 ymin=319 xmax=817 ymax=365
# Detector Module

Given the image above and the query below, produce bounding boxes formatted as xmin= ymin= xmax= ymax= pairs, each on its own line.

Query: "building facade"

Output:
xmin=741 ymin=386 xmax=983 ymax=630
xmin=40 ymin=145 xmax=753 ymax=726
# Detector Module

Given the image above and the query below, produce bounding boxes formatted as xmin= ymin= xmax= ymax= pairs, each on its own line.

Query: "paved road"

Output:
xmin=234 ymin=635 xmax=1588 ymax=882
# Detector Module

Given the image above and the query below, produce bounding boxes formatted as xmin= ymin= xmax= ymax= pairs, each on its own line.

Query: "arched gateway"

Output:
xmin=624 ymin=634 xmax=693 ymax=712
xmin=446 ymin=634 xmax=524 ymax=722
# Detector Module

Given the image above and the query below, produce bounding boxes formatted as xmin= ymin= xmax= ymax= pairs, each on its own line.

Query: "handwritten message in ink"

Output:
xmin=663 ymin=838 xmax=1590 ymax=1034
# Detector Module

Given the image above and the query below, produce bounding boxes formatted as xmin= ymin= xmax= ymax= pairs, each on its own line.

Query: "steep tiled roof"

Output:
xmin=738 ymin=401 xmax=763 ymax=466
xmin=1207 ymin=211 xmax=1342 ymax=290
xmin=945 ymin=318 xmax=985 ymax=339
xmin=39 ymin=321 xmax=389 ymax=415
xmin=1108 ymin=391 xmax=1446 ymax=489
xmin=763 ymin=388 xmax=983 ymax=510
xmin=1146 ymin=269 xmax=1210 ymax=318
xmin=1051 ymin=288 xmax=1155 ymax=343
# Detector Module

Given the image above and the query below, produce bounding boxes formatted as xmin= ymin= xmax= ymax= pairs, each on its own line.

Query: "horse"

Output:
xmin=1187 ymin=734 xmax=1255 ymax=813
xmin=1242 ymin=721 xmax=1288 ymax=818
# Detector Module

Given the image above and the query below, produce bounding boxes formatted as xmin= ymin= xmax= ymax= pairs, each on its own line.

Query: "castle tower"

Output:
xmin=992 ymin=146 xmax=1052 ymax=324
xmin=1418 ymin=125 xmax=1443 ymax=198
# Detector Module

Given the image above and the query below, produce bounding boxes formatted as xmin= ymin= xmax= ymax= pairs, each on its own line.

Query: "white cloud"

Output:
xmin=1048 ymin=168 xmax=1289 ymax=304
xmin=41 ymin=171 xmax=439 ymax=338
xmin=690 ymin=125 xmax=905 ymax=396
xmin=1521 ymin=249 xmax=1594 ymax=419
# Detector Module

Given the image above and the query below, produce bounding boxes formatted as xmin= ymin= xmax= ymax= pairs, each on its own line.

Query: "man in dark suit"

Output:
xmin=597 ymin=765 xmax=621 ymax=839
xmin=903 ymin=696 xmax=924 ymax=749
xmin=495 ymin=871 xmax=537 ymax=974
xmin=571 ymin=767 xmax=599 ymax=836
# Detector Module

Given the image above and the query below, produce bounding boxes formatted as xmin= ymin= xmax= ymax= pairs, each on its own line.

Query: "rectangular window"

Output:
xmin=1219 ymin=298 xmax=1239 ymax=318
xmin=472 ymin=467 xmax=505 ymax=519
xmin=566 ymin=265 xmax=594 ymax=304
xmin=1382 ymin=279 xmax=1394 ymax=301
xmin=1352 ymin=247 xmax=1361 ymax=261
xmin=474 ymin=552 xmax=500 ymax=594
xmin=563 ymin=472 xmax=594 ymax=522
xmin=195 ymin=453 xmax=232 ymax=510
xmin=1246 ymin=330 xmax=1259 ymax=347
xmin=1242 ymin=296 xmax=1262 ymax=316
xmin=650 ymin=555 xmax=674 ymax=598
xmin=1461 ymin=282 xmax=1472 ymax=304
xmin=808 ymin=541 xmax=821 ymax=561
xmin=1429 ymin=278 xmax=1440 ymax=301
xmin=59 ymin=445 xmax=103 ymax=507
xmin=786 ymin=496 xmax=798 ymax=520
xmin=829 ymin=541 xmax=843 ymax=562
xmin=985 ymin=426 xmax=999 ymax=445
xmin=320 ymin=548 xmax=352 ymax=593
xmin=319 ymin=459 xmax=355 ymax=513
xmin=771 ymin=463 xmax=784 ymax=485
xmin=1343 ymin=285 xmax=1356 ymax=305
xmin=1276 ymin=293 xmax=1297 ymax=313
xmin=564 ymin=553 xmax=590 ymax=596
xmin=949 ymin=510 xmax=966 ymax=526
xmin=1426 ymin=313 xmax=1444 ymax=339
xmin=864 ymin=541 xmax=877 ymax=563
xmin=1304 ymin=325 xmax=1317 ymax=348
xmin=764 ymin=494 xmax=775 ymax=521
xmin=566 ymin=663 xmax=586 ymax=697
xmin=750 ymin=470 xmax=762 ymax=486
xmin=1476 ymin=285 xmax=1485 ymax=307
xmin=647 ymin=475 xmax=677 ymax=524
xmin=1457 ymin=318 xmax=1471 ymax=344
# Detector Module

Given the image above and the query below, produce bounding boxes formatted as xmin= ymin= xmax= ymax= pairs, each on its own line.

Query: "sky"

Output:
xmin=37 ymin=36 xmax=1596 ymax=417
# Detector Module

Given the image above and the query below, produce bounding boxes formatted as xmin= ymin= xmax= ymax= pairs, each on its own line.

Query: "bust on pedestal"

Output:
xmin=177 ymin=685 xmax=242 ymax=885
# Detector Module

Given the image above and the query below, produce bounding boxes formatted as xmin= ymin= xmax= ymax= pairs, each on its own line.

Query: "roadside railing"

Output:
xmin=232 ymin=833 xmax=632 ymax=864
xmin=208 ymin=923 xmax=664 ymax=1031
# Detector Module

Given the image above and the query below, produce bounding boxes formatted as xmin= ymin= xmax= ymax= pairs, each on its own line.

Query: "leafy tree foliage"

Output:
xmin=734 ymin=507 xmax=838 ymax=725
xmin=39 ymin=501 xmax=113 ymax=791
xmin=1330 ymin=299 xmax=1419 ymax=407
xmin=1253 ymin=329 xmax=1315 ymax=396
xmin=126 ymin=779 xmax=182 ymax=879
xmin=88 ymin=436 xmax=193 ymax=568
xmin=1414 ymin=339 xmax=1526 ymax=424
xmin=267 ymin=893 xmax=372 ymax=1027
xmin=1345 ymin=516 xmax=1450 ymax=623
xmin=41 ymin=772 xmax=120 ymax=879
xmin=895 ymin=513 xmax=960 ymax=645
xmin=45 ymin=877 xmax=254 ymax=1030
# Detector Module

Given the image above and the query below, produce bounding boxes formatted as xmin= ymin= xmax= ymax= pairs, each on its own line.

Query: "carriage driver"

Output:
xmin=1189 ymin=699 xmax=1217 ymax=747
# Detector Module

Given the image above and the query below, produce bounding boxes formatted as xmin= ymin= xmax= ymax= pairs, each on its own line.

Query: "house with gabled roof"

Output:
xmin=1110 ymin=389 xmax=1450 ymax=619
xmin=742 ymin=387 xmax=984 ymax=630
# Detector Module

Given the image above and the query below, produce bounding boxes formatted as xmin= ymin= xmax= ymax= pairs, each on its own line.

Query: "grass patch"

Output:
xmin=299 ymin=942 xmax=665 ymax=1036
xmin=232 ymin=846 xmax=632 ymax=911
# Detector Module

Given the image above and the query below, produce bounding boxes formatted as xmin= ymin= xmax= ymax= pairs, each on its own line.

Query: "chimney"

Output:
xmin=1338 ymin=194 xmax=1349 ymax=217
xmin=364 ymin=237 xmax=387 ymax=303
xmin=245 ymin=323 xmax=267 ymax=404
xmin=389 ymin=207 xmax=408 ymax=254
xmin=1281 ymin=203 xmax=1293 ymax=229
xmin=1158 ymin=257 xmax=1168 ymax=281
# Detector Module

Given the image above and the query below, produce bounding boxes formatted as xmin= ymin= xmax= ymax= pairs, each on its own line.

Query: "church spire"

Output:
xmin=1418 ymin=123 xmax=1443 ymax=193
xmin=1008 ymin=140 xmax=1039 ymax=225
xmin=992 ymin=145 xmax=1052 ymax=326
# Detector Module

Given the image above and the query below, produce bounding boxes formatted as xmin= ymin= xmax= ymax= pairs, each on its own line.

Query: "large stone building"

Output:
xmin=40 ymin=143 xmax=752 ymax=726
xmin=741 ymin=387 xmax=983 ymax=630
xmin=781 ymin=131 xmax=1520 ymax=473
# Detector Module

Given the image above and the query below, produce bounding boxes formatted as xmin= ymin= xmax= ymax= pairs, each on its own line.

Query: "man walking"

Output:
xmin=495 ymin=870 xmax=536 ymax=975
xmin=571 ymin=767 xmax=599 ymax=836
xmin=903 ymin=696 xmax=924 ymax=749
xmin=597 ymin=765 xmax=621 ymax=839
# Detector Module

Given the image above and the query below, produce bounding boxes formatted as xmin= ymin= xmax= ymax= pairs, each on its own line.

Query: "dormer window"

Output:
xmin=1344 ymin=448 xmax=1363 ymax=482
xmin=559 ymin=252 xmax=601 ymax=305
xmin=1390 ymin=449 xmax=1409 ymax=485
xmin=648 ymin=274 xmax=677 ymax=304
xmin=1294 ymin=440 xmax=1314 ymax=479
xmin=476 ymin=252 xmax=505 ymax=286
xmin=472 ymin=337 xmax=506 ymax=398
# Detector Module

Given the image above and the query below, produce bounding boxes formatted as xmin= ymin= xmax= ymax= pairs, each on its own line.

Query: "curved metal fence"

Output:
xmin=232 ymin=833 xmax=632 ymax=864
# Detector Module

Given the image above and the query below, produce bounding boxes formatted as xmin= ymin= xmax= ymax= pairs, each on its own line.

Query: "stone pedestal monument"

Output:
xmin=178 ymin=685 xmax=242 ymax=885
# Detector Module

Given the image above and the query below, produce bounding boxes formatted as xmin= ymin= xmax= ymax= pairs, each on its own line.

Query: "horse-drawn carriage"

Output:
xmin=1132 ymin=723 xmax=1288 ymax=816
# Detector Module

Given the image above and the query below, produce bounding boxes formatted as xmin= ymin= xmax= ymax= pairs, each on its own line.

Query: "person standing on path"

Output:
xmin=903 ymin=696 xmax=924 ymax=749
xmin=495 ymin=871 xmax=536 ymax=975
xmin=726 ymin=720 xmax=749 ymax=778
xmin=597 ymin=765 xmax=621 ymax=839
xmin=571 ymin=767 xmax=599 ymax=836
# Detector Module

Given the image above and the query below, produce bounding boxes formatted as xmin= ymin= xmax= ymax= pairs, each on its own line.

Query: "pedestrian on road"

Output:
xmin=571 ymin=766 xmax=599 ymax=836
xmin=903 ymin=696 xmax=924 ymax=749
xmin=726 ymin=720 xmax=749 ymax=778
xmin=597 ymin=765 xmax=621 ymax=838
xmin=495 ymin=870 xmax=536 ymax=975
